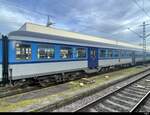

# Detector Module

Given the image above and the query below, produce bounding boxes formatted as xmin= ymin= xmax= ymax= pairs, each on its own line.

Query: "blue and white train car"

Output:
xmin=8 ymin=24 xmax=89 ymax=81
xmin=8 ymin=40 xmax=88 ymax=80
xmin=3 ymin=22 xmax=148 ymax=83
xmin=135 ymin=51 xmax=143 ymax=63
xmin=98 ymin=49 xmax=133 ymax=68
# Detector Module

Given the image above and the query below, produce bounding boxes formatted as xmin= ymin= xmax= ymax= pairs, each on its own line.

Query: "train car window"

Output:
xmin=121 ymin=50 xmax=125 ymax=57
xmin=114 ymin=50 xmax=119 ymax=57
xmin=16 ymin=43 xmax=32 ymax=60
xmin=76 ymin=48 xmax=86 ymax=58
xmin=99 ymin=49 xmax=106 ymax=58
xmin=108 ymin=49 xmax=113 ymax=58
xmin=37 ymin=46 xmax=55 ymax=59
xmin=90 ymin=49 xmax=96 ymax=58
xmin=125 ymin=51 xmax=128 ymax=57
xmin=128 ymin=52 xmax=132 ymax=57
xmin=126 ymin=52 xmax=128 ymax=57
xmin=135 ymin=52 xmax=142 ymax=57
xmin=61 ymin=47 xmax=72 ymax=59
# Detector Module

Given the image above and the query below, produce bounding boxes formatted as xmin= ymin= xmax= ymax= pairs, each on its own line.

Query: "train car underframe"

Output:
xmin=0 ymin=62 xmax=135 ymax=87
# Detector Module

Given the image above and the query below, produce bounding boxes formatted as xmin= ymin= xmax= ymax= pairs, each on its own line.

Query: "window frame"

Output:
xmin=60 ymin=46 xmax=73 ymax=59
xmin=107 ymin=49 xmax=113 ymax=58
xmin=114 ymin=49 xmax=119 ymax=58
xmin=99 ymin=48 xmax=106 ymax=58
xmin=15 ymin=42 xmax=32 ymax=61
xmin=76 ymin=47 xmax=87 ymax=59
xmin=37 ymin=44 xmax=55 ymax=60
xmin=120 ymin=50 xmax=125 ymax=58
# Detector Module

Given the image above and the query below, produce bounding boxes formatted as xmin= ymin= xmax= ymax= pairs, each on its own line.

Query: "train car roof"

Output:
xmin=8 ymin=22 xmax=144 ymax=51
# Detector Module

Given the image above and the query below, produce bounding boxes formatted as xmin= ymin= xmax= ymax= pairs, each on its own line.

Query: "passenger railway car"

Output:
xmin=1 ymin=22 xmax=150 ymax=85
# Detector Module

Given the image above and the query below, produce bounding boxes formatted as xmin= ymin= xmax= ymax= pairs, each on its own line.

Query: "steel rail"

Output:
xmin=130 ymin=91 xmax=150 ymax=112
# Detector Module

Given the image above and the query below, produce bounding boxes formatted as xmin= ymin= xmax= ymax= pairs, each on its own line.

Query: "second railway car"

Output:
xmin=1 ymin=22 xmax=150 ymax=85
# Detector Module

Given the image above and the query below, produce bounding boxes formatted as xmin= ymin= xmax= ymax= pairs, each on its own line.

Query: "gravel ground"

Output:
xmin=138 ymin=95 xmax=150 ymax=112
xmin=5 ymin=83 xmax=69 ymax=103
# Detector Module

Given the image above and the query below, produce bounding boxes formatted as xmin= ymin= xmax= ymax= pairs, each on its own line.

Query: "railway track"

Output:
xmin=0 ymin=82 xmax=55 ymax=98
xmin=75 ymin=74 xmax=150 ymax=112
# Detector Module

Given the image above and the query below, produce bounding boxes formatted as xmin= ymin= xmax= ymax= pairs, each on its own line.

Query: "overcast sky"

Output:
xmin=0 ymin=0 xmax=150 ymax=48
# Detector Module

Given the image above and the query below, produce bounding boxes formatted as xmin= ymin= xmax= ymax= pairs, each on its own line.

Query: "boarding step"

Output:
xmin=84 ymin=68 xmax=99 ymax=74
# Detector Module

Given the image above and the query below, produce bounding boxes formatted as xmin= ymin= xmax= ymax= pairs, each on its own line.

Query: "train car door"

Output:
xmin=88 ymin=47 xmax=98 ymax=69
xmin=2 ymin=35 xmax=9 ymax=85
xmin=0 ymin=37 xmax=2 ymax=82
